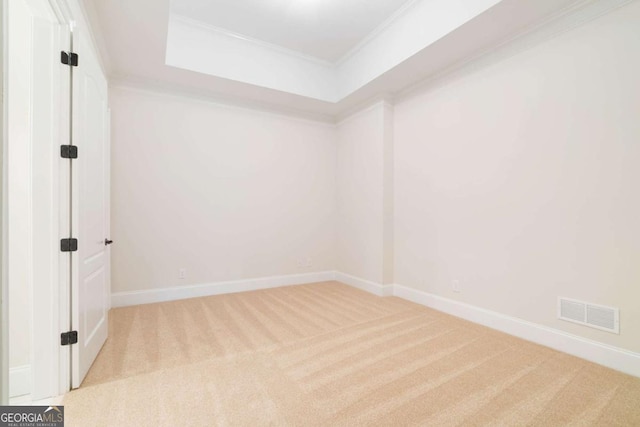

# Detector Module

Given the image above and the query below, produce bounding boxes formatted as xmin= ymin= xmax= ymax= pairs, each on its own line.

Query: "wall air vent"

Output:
xmin=558 ymin=297 xmax=619 ymax=334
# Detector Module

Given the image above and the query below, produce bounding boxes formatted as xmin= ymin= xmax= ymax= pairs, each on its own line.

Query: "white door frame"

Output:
xmin=38 ymin=0 xmax=75 ymax=399
xmin=1 ymin=0 xmax=9 ymax=406
xmin=44 ymin=0 xmax=110 ymax=397
xmin=5 ymin=0 xmax=74 ymax=401
xmin=5 ymin=0 xmax=107 ymax=401
xmin=29 ymin=0 xmax=63 ymax=400
xmin=37 ymin=0 xmax=74 ymax=400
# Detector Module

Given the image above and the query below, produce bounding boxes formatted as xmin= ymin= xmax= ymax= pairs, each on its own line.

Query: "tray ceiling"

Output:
xmin=171 ymin=0 xmax=413 ymax=63
xmin=82 ymin=0 xmax=593 ymax=120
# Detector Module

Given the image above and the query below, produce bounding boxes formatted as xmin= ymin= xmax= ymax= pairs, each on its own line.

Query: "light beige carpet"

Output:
xmin=64 ymin=281 xmax=640 ymax=426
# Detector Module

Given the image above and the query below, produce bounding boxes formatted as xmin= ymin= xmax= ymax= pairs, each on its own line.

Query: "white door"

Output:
xmin=7 ymin=0 xmax=72 ymax=399
xmin=71 ymin=30 xmax=110 ymax=388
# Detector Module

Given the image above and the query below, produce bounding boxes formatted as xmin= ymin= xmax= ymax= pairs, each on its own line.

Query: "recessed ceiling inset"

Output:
xmin=170 ymin=0 xmax=414 ymax=62
xmin=84 ymin=0 xmax=593 ymax=117
xmin=166 ymin=0 xmax=508 ymax=102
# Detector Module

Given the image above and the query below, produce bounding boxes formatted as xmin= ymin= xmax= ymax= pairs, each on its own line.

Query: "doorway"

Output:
xmin=5 ymin=0 xmax=110 ymax=401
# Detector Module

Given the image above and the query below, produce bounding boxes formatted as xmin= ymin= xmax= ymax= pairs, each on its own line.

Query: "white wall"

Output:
xmin=166 ymin=15 xmax=337 ymax=102
xmin=110 ymin=86 xmax=337 ymax=293
xmin=336 ymin=103 xmax=394 ymax=285
xmin=335 ymin=0 xmax=501 ymax=98
xmin=165 ymin=0 xmax=511 ymax=103
xmin=394 ymin=1 xmax=640 ymax=353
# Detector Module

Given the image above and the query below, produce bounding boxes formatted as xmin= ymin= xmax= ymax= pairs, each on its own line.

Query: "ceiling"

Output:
xmin=170 ymin=0 xmax=413 ymax=63
xmin=81 ymin=0 xmax=591 ymax=121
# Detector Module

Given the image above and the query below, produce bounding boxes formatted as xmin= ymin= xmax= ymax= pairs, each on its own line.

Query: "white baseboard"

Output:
xmin=9 ymin=394 xmax=65 ymax=407
xmin=331 ymin=274 xmax=640 ymax=377
xmin=111 ymin=271 xmax=640 ymax=378
xmin=111 ymin=271 xmax=336 ymax=308
xmin=393 ymin=284 xmax=640 ymax=378
xmin=9 ymin=365 xmax=31 ymax=398
xmin=334 ymin=272 xmax=393 ymax=297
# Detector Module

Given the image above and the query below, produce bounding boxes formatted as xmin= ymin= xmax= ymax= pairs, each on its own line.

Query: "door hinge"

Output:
xmin=61 ymin=51 xmax=78 ymax=67
xmin=60 ymin=238 xmax=78 ymax=252
xmin=61 ymin=145 xmax=78 ymax=159
xmin=61 ymin=331 xmax=78 ymax=346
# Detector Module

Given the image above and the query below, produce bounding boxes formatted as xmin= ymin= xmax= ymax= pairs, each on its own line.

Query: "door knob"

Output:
xmin=104 ymin=239 xmax=113 ymax=246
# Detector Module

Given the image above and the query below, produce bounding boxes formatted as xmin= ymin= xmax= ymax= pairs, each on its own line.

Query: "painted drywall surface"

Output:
xmin=394 ymin=2 xmax=640 ymax=353
xmin=336 ymin=0 xmax=501 ymax=99
xmin=110 ymin=87 xmax=337 ymax=293
xmin=382 ymin=103 xmax=395 ymax=285
xmin=336 ymin=104 xmax=386 ymax=284
xmin=166 ymin=15 xmax=337 ymax=102
xmin=166 ymin=0 xmax=503 ymax=103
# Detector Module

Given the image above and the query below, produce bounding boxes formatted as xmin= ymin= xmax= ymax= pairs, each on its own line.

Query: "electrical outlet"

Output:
xmin=297 ymin=257 xmax=313 ymax=268
xmin=452 ymin=279 xmax=461 ymax=293
xmin=179 ymin=268 xmax=187 ymax=280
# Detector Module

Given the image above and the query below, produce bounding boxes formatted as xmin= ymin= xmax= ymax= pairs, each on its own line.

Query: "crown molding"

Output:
xmin=335 ymin=95 xmax=395 ymax=126
xmin=111 ymin=0 xmax=634 ymax=127
xmin=109 ymin=76 xmax=337 ymax=126
xmin=335 ymin=0 xmax=421 ymax=67
xmin=100 ymin=0 xmax=634 ymax=124
xmin=395 ymin=0 xmax=634 ymax=104
xmin=171 ymin=14 xmax=335 ymax=69
xmin=173 ymin=1 xmax=423 ymax=70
